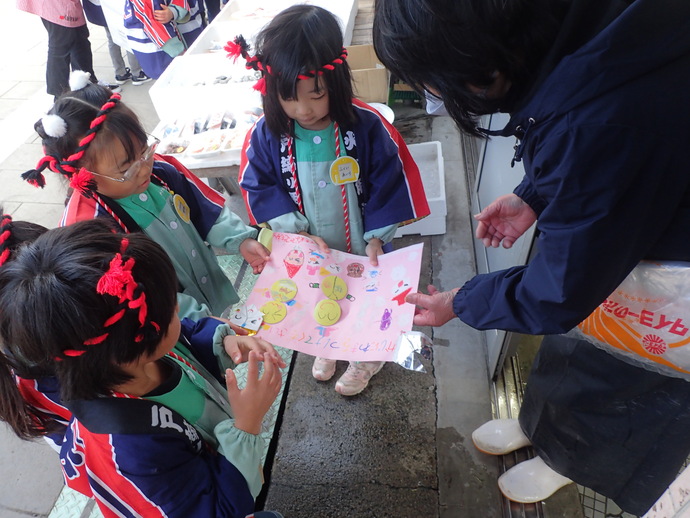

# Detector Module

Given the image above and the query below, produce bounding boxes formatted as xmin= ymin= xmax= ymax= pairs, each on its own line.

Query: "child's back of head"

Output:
xmin=0 ymin=208 xmax=54 ymax=439
xmin=0 ymin=219 xmax=178 ymax=402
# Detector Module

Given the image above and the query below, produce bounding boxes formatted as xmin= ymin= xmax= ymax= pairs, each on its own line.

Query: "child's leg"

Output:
xmin=104 ymin=27 xmax=127 ymax=78
xmin=312 ymin=357 xmax=337 ymax=381
xmin=335 ymin=361 xmax=384 ymax=396
xmin=126 ymin=51 xmax=144 ymax=77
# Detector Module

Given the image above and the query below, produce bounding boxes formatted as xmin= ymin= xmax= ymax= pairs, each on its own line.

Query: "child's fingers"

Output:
xmin=245 ymin=350 xmax=259 ymax=384
xmin=225 ymin=368 xmax=239 ymax=399
xmin=223 ymin=336 xmax=243 ymax=363
xmin=254 ymin=338 xmax=287 ymax=368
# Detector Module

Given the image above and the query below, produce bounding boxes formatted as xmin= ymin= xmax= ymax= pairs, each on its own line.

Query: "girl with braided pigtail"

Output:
xmin=0 ymin=219 xmax=285 ymax=518
xmin=236 ymin=5 xmax=430 ymax=396
xmin=24 ymin=70 xmax=271 ymax=321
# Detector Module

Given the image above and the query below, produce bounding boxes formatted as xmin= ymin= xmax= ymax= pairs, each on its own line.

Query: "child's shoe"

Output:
xmin=335 ymin=361 xmax=383 ymax=396
xmin=312 ymin=357 xmax=336 ymax=381
xmin=132 ymin=71 xmax=152 ymax=86
xmin=115 ymin=68 xmax=132 ymax=84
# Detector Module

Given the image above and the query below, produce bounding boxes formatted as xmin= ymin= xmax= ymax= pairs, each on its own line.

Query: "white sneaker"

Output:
xmin=472 ymin=419 xmax=532 ymax=455
xmin=312 ymin=357 xmax=336 ymax=381
xmin=335 ymin=361 xmax=383 ymax=396
xmin=498 ymin=457 xmax=573 ymax=503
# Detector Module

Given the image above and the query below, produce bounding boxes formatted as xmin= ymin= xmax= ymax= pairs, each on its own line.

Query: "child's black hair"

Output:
xmin=0 ymin=209 xmax=54 ymax=439
xmin=254 ymin=4 xmax=356 ymax=137
xmin=0 ymin=219 xmax=178 ymax=403
xmin=372 ymin=0 xmax=569 ymax=136
xmin=34 ymin=82 xmax=147 ymax=175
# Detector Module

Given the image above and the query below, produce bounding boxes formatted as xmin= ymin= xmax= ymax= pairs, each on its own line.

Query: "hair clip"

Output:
xmin=41 ymin=114 xmax=67 ymax=138
xmin=69 ymin=70 xmax=92 ymax=91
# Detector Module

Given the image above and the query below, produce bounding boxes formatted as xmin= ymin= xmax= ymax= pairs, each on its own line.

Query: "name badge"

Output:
xmin=173 ymin=194 xmax=191 ymax=224
xmin=329 ymin=156 xmax=360 ymax=185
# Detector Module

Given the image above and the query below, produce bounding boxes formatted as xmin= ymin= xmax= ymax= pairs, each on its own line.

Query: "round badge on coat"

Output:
xmin=329 ymin=156 xmax=360 ymax=185
xmin=173 ymin=194 xmax=191 ymax=224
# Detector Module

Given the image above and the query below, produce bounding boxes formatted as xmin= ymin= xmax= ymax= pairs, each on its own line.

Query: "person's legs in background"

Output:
xmin=104 ymin=27 xmax=151 ymax=85
xmin=41 ymin=18 xmax=74 ymax=98
xmin=68 ymin=24 xmax=97 ymax=82
xmin=126 ymin=52 xmax=151 ymax=85
xmin=104 ymin=26 xmax=128 ymax=80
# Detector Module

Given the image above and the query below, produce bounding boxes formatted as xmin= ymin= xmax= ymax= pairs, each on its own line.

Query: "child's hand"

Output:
xmin=153 ymin=6 xmax=174 ymax=23
xmin=239 ymin=238 xmax=270 ymax=274
xmin=298 ymin=231 xmax=330 ymax=254
xmin=225 ymin=351 xmax=282 ymax=435
xmin=213 ymin=316 xmax=249 ymax=336
xmin=223 ymin=334 xmax=287 ymax=368
xmin=365 ymin=238 xmax=384 ymax=266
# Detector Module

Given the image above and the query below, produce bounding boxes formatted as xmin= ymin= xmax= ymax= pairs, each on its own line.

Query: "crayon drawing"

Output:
xmin=244 ymin=232 xmax=423 ymax=362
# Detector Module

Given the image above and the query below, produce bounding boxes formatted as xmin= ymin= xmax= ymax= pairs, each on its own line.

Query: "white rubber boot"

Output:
xmin=498 ymin=456 xmax=573 ymax=503
xmin=472 ymin=419 xmax=532 ymax=455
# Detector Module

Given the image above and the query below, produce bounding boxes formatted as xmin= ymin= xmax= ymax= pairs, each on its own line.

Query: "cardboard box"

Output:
xmin=395 ymin=141 xmax=446 ymax=237
xmin=347 ymin=44 xmax=390 ymax=104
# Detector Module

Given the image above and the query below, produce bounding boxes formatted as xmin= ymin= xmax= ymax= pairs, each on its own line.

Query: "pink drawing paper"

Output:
xmin=245 ymin=232 xmax=424 ymax=361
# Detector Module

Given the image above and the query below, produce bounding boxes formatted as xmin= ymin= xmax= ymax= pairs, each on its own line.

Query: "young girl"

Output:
xmin=0 ymin=209 xmax=70 ymax=450
xmin=0 ymin=220 xmax=284 ymax=518
xmin=236 ymin=5 xmax=430 ymax=396
xmin=23 ymin=70 xmax=269 ymax=321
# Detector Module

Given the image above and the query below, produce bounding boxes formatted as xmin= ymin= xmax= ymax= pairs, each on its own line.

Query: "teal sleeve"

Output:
xmin=212 ymin=323 xmax=237 ymax=372
xmin=267 ymin=211 xmax=310 ymax=234
xmin=161 ymin=36 xmax=185 ymax=57
xmin=177 ymin=292 xmax=212 ymax=320
xmin=167 ymin=4 xmax=189 ymax=22
xmin=214 ymin=420 xmax=266 ymax=498
xmin=364 ymin=223 xmax=399 ymax=245
xmin=205 ymin=205 xmax=258 ymax=254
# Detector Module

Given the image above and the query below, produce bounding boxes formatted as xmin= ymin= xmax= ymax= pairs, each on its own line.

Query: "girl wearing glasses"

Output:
xmin=23 ymin=71 xmax=270 ymax=320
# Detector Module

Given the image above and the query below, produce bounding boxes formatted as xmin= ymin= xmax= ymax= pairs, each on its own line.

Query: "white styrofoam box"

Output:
xmin=395 ymin=141 xmax=446 ymax=237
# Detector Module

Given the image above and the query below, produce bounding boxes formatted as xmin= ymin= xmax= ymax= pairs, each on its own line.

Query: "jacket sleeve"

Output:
xmin=238 ymin=120 xmax=302 ymax=225
xmin=152 ymin=158 xmax=226 ymax=238
xmin=205 ymin=206 xmax=258 ymax=254
xmin=454 ymin=124 xmax=690 ymax=334
xmin=513 ymin=175 xmax=547 ymax=216
xmin=180 ymin=317 xmax=237 ymax=379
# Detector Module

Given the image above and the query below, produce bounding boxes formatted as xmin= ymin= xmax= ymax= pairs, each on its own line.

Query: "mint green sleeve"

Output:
xmin=214 ymin=420 xmax=266 ymax=498
xmin=167 ymin=4 xmax=189 ymax=22
xmin=363 ymin=223 xmax=399 ymax=245
xmin=212 ymin=322 xmax=237 ymax=372
xmin=177 ymin=292 xmax=211 ymax=320
xmin=205 ymin=205 xmax=258 ymax=254
xmin=267 ymin=211 xmax=310 ymax=233
xmin=161 ymin=36 xmax=185 ymax=58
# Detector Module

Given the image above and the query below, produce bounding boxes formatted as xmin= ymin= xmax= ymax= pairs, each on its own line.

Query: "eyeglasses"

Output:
xmin=89 ymin=136 xmax=159 ymax=183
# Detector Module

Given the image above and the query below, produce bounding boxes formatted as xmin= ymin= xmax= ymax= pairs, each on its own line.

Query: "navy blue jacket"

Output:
xmin=455 ymin=0 xmax=690 ymax=334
